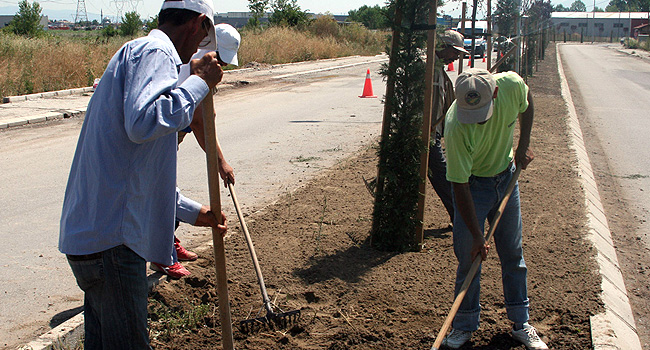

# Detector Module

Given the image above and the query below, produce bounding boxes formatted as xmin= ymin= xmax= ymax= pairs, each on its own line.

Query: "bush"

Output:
xmin=120 ymin=11 xmax=142 ymax=37
xmin=308 ymin=14 xmax=340 ymax=38
xmin=101 ymin=25 xmax=118 ymax=38
xmin=624 ymin=37 xmax=639 ymax=49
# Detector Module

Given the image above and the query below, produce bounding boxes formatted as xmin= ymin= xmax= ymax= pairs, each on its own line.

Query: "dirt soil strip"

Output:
xmin=148 ymin=44 xmax=602 ymax=350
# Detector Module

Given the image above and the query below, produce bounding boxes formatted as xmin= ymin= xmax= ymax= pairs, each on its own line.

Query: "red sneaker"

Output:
xmin=174 ymin=237 xmax=198 ymax=261
xmin=151 ymin=262 xmax=191 ymax=279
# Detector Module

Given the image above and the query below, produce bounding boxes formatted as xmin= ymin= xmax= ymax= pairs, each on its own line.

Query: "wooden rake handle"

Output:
xmin=431 ymin=166 xmax=521 ymax=350
xmin=202 ymin=92 xmax=234 ymax=350
xmin=227 ymin=182 xmax=274 ymax=313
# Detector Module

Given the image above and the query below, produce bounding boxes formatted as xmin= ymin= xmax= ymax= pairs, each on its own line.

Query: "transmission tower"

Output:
xmin=129 ymin=0 xmax=142 ymax=13
xmin=74 ymin=0 xmax=89 ymax=26
xmin=112 ymin=0 xmax=128 ymax=23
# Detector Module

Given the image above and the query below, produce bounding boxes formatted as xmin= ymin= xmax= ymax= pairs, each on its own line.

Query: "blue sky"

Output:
xmin=0 ymin=0 xmax=612 ymax=22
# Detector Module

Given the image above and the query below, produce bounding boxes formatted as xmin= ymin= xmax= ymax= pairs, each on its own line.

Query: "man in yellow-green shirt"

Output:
xmin=439 ymin=69 xmax=548 ymax=350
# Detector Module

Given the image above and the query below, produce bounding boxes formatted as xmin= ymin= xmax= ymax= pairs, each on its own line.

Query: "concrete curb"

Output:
xmin=557 ymin=43 xmax=643 ymax=350
xmin=3 ymin=87 xmax=95 ymax=104
xmin=0 ymin=109 xmax=86 ymax=130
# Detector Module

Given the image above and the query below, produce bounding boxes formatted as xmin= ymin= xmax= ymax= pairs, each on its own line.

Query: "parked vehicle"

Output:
xmin=456 ymin=20 xmax=488 ymax=58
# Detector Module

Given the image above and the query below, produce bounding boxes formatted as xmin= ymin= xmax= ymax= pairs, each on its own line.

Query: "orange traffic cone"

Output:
xmin=482 ymin=52 xmax=486 ymax=63
xmin=467 ymin=58 xmax=471 ymax=67
xmin=359 ymin=69 xmax=377 ymax=98
xmin=447 ymin=62 xmax=455 ymax=72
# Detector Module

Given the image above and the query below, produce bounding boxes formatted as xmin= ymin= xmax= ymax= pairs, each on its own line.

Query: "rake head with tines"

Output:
xmin=239 ymin=302 xmax=301 ymax=333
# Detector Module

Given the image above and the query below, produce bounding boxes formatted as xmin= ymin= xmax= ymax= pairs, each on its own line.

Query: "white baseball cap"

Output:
xmin=215 ymin=23 xmax=241 ymax=66
xmin=161 ymin=0 xmax=217 ymax=51
xmin=455 ymin=68 xmax=497 ymax=124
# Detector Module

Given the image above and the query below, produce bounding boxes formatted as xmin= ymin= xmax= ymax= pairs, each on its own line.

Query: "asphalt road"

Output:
xmin=559 ymin=43 xmax=650 ymax=348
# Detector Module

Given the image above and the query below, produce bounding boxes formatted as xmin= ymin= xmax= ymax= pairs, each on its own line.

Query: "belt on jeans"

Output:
xmin=67 ymin=252 xmax=102 ymax=261
xmin=499 ymin=161 xmax=514 ymax=176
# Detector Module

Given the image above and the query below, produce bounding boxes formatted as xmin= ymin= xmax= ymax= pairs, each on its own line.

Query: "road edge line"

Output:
xmin=556 ymin=42 xmax=642 ymax=350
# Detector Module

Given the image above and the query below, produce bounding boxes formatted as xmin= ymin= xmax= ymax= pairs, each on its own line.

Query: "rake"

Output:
xmin=226 ymin=182 xmax=301 ymax=333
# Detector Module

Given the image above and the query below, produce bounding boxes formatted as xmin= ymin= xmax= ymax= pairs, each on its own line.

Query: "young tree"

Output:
xmin=527 ymin=0 xmax=553 ymax=22
xmin=495 ymin=0 xmax=518 ymax=36
xmin=8 ymin=0 xmax=44 ymax=37
xmin=269 ymin=0 xmax=310 ymax=27
xmin=372 ymin=0 xmax=431 ymax=252
xmin=569 ymin=0 xmax=587 ymax=11
xmin=247 ymin=0 xmax=270 ymax=28
xmin=120 ymin=11 xmax=142 ymax=36
xmin=348 ymin=5 xmax=390 ymax=29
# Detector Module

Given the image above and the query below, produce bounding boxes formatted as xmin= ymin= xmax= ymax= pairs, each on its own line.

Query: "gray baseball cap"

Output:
xmin=440 ymin=30 xmax=469 ymax=54
xmin=455 ymin=68 xmax=497 ymax=124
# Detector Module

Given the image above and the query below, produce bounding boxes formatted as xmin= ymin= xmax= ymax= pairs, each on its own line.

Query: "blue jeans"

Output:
xmin=451 ymin=163 xmax=529 ymax=331
xmin=67 ymin=245 xmax=151 ymax=350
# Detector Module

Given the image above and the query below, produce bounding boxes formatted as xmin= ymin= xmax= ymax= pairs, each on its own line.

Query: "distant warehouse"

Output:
xmin=213 ymin=12 xmax=349 ymax=28
xmin=0 ymin=14 xmax=48 ymax=30
xmin=551 ymin=12 xmax=649 ymax=39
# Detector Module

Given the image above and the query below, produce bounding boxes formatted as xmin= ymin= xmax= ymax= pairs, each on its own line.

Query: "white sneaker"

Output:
xmin=439 ymin=328 xmax=473 ymax=349
xmin=512 ymin=324 xmax=548 ymax=350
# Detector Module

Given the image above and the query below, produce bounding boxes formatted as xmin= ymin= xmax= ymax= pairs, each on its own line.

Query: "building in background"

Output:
xmin=551 ymin=12 xmax=649 ymax=39
xmin=0 ymin=15 xmax=49 ymax=30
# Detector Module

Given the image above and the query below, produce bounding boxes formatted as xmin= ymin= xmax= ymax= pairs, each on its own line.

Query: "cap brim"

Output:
xmin=218 ymin=49 xmax=238 ymax=66
xmin=198 ymin=24 xmax=217 ymax=51
xmin=457 ymin=99 xmax=493 ymax=124
xmin=453 ymin=45 xmax=470 ymax=54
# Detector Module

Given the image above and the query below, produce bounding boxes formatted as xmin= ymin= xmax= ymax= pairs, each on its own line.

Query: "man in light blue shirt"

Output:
xmin=59 ymin=0 xmax=226 ymax=348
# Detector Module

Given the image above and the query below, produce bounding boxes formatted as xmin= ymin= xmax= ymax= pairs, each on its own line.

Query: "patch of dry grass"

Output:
xmin=1 ymin=22 xmax=388 ymax=98
xmin=0 ymin=32 xmax=127 ymax=97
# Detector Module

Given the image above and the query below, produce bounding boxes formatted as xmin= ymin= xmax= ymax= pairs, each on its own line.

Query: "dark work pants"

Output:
xmin=67 ymin=245 xmax=152 ymax=350
xmin=427 ymin=132 xmax=454 ymax=222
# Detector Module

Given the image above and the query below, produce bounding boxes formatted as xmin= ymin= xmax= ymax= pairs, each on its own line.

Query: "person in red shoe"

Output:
xmin=152 ymin=24 xmax=241 ymax=279
xmin=175 ymin=236 xmax=198 ymax=261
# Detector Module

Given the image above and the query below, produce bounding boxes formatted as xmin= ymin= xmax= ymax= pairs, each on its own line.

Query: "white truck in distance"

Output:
xmin=456 ymin=20 xmax=488 ymax=58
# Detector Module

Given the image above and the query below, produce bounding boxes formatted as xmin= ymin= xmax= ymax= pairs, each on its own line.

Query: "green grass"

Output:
xmin=148 ymin=299 xmax=212 ymax=342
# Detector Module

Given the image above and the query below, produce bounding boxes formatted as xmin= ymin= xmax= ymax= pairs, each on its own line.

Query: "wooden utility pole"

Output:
xmin=415 ymin=0 xmax=439 ymax=249
xmin=487 ymin=0 xmax=492 ymax=71
xmin=459 ymin=2 xmax=467 ymax=74
xmin=469 ymin=0 xmax=478 ymax=67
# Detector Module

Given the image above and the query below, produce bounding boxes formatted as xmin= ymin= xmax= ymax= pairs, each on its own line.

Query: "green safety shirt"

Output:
xmin=444 ymin=71 xmax=529 ymax=183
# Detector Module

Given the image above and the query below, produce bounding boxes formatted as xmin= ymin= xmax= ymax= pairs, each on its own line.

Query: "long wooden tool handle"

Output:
xmin=227 ymin=182 xmax=273 ymax=313
xmin=202 ymin=92 xmax=234 ymax=350
xmin=432 ymin=166 xmax=521 ymax=350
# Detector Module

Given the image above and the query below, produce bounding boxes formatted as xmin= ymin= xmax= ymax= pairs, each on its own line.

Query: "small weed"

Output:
xmin=321 ymin=145 xmax=342 ymax=153
xmin=356 ymin=215 xmax=371 ymax=223
xmin=148 ymin=298 xmax=212 ymax=342
xmin=314 ymin=196 xmax=329 ymax=253
xmin=612 ymin=173 xmax=649 ymax=180
xmin=291 ymin=155 xmax=321 ymax=163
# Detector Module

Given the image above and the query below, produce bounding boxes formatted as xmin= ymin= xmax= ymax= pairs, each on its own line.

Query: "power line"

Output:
xmin=74 ymin=0 xmax=88 ymax=24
